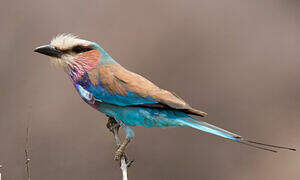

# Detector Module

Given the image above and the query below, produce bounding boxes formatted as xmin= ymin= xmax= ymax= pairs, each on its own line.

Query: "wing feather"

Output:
xmin=98 ymin=64 xmax=207 ymax=117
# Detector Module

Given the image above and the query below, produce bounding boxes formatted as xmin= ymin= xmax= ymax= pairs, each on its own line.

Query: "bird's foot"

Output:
xmin=114 ymin=150 xmax=134 ymax=167
xmin=114 ymin=138 xmax=131 ymax=160
xmin=114 ymin=148 xmax=124 ymax=161
xmin=106 ymin=116 xmax=134 ymax=167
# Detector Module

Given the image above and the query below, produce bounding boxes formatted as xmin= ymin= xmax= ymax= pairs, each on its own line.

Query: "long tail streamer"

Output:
xmin=178 ymin=117 xmax=296 ymax=153
xmin=237 ymin=138 xmax=296 ymax=153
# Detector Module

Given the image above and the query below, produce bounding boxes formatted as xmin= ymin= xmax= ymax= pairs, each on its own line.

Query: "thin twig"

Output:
xmin=106 ymin=117 xmax=131 ymax=180
xmin=25 ymin=107 xmax=32 ymax=180
xmin=112 ymin=128 xmax=128 ymax=180
xmin=0 ymin=164 xmax=2 ymax=180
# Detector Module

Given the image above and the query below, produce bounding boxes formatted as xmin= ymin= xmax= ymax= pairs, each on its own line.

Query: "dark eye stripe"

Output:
xmin=55 ymin=45 xmax=94 ymax=54
xmin=72 ymin=45 xmax=93 ymax=53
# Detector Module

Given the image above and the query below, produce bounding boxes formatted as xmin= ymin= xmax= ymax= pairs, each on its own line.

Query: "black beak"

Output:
xmin=34 ymin=45 xmax=63 ymax=58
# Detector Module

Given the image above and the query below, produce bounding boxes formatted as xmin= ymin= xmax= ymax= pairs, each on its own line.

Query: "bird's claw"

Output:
xmin=114 ymin=150 xmax=134 ymax=167
xmin=114 ymin=149 xmax=123 ymax=161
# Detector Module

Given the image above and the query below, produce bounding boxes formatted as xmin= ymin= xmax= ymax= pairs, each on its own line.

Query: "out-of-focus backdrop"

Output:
xmin=0 ymin=0 xmax=299 ymax=179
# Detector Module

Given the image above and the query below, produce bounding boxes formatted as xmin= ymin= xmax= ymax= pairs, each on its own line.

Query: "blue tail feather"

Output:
xmin=177 ymin=117 xmax=295 ymax=152
xmin=177 ymin=118 xmax=242 ymax=141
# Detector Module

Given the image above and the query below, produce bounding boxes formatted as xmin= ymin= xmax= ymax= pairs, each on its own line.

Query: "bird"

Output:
xmin=34 ymin=34 xmax=295 ymax=161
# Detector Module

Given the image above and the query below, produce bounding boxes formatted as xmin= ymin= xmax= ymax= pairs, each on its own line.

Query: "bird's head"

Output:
xmin=34 ymin=34 xmax=102 ymax=69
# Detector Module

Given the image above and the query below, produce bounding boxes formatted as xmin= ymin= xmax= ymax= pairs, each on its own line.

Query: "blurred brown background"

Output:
xmin=0 ymin=0 xmax=299 ymax=179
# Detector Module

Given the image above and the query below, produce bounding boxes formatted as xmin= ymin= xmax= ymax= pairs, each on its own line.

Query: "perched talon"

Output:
xmin=113 ymin=137 xmax=131 ymax=161
xmin=114 ymin=149 xmax=124 ymax=161
xmin=115 ymin=151 xmax=134 ymax=167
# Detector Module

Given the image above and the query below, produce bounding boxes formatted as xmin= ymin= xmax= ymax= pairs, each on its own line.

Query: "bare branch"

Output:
xmin=112 ymin=127 xmax=128 ymax=180
xmin=25 ymin=107 xmax=32 ymax=180
xmin=106 ymin=117 xmax=132 ymax=180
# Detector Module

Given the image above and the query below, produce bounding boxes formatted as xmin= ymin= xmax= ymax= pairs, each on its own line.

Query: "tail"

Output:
xmin=178 ymin=118 xmax=296 ymax=153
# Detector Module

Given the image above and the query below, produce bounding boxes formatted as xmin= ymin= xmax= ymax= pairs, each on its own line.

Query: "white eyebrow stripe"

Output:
xmin=50 ymin=34 xmax=91 ymax=50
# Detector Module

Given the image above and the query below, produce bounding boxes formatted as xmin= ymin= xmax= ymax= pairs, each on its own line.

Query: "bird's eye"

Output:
xmin=72 ymin=45 xmax=93 ymax=53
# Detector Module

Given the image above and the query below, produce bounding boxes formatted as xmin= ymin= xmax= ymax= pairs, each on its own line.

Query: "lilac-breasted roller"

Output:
xmin=34 ymin=34 xmax=295 ymax=161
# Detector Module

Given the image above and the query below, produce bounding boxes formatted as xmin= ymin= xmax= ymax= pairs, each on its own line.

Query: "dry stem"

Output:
xmin=106 ymin=117 xmax=133 ymax=180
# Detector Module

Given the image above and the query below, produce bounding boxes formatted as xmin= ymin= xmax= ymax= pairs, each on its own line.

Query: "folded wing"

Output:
xmin=96 ymin=64 xmax=207 ymax=117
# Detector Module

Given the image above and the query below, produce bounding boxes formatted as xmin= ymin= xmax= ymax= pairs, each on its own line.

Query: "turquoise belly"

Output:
xmin=95 ymin=102 xmax=188 ymax=128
